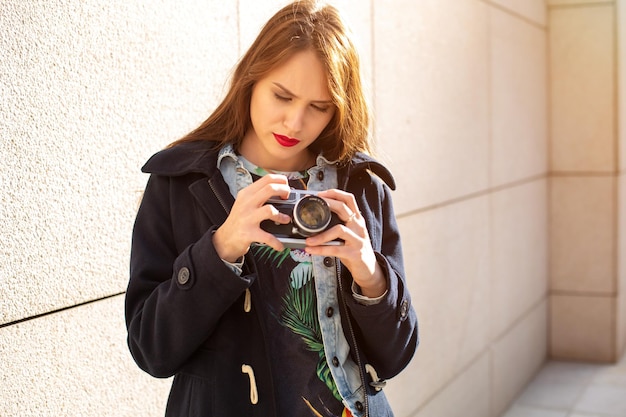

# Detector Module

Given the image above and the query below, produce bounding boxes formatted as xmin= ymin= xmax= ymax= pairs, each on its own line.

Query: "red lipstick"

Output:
xmin=273 ymin=133 xmax=300 ymax=147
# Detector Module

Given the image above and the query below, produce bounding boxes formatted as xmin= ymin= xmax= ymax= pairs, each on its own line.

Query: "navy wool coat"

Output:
xmin=125 ymin=141 xmax=418 ymax=416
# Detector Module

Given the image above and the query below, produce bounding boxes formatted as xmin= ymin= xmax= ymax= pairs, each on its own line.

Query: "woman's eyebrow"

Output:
xmin=272 ymin=82 xmax=333 ymax=104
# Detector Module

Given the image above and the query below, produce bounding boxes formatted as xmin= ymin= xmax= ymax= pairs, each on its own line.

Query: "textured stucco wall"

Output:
xmin=1 ymin=1 xmax=551 ymax=416
xmin=1 ymin=1 xmax=238 ymax=414
xmin=0 ymin=0 xmax=238 ymax=325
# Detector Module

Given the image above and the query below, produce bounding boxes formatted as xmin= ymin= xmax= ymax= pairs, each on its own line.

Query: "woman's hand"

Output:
xmin=212 ymin=174 xmax=292 ymax=262
xmin=304 ymin=189 xmax=387 ymax=298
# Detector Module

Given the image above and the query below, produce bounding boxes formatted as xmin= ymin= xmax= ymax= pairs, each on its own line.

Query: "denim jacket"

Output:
xmin=126 ymin=140 xmax=418 ymax=417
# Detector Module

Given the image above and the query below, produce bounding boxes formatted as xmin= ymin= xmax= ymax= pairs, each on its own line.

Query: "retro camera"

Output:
xmin=260 ymin=189 xmax=343 ymax=249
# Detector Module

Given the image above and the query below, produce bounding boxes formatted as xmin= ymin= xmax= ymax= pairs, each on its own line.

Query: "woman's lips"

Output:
xmin=273 ymin=133 xmax=300 ymax=147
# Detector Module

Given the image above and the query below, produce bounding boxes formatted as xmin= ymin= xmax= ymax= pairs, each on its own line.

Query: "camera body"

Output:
xmin=260 ymin=189 xmax=343 ymax=249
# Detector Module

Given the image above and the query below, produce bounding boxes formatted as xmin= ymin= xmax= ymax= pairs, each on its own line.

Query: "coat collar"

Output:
xmin=142 ymin=140 xmax=396 ymax=190
xmin=341 ymin=152 xmax=396 ymax=190
xmin=141 ymin=141 xmax=219 ymax=177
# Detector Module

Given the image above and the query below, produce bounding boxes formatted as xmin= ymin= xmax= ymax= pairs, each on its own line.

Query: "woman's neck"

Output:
xmin=238 ymin=139 xmax=315 ymax=172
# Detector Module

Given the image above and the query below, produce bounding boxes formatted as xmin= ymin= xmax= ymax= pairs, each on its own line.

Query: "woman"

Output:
xmin=125 ymin=1 xmax=418 ymax=416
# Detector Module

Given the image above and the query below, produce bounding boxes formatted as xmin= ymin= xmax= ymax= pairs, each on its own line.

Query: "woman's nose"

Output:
xmin=283 ymin=106 xmax=305 ymax=132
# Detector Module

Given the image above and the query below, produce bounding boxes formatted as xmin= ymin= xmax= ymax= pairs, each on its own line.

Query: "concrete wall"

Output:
xmin=1 ymin=0 xmax=554 ymax=416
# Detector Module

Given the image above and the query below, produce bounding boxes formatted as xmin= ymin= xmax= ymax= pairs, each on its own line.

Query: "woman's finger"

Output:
xmin=305 ymin=223 xmax=358 ymax=248
xmin=238 ymin=174 xmax=291 ymax=205
xmin=257 ymin=203 xmax=291 ymax=226
xmin=315 ymin=189 xmax=362 ymax=227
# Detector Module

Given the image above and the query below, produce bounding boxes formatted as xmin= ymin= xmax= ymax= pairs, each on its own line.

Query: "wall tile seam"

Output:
xmin=544 ymin=0 xmax=553 ymax=176
xmin=550 ymin=290 xmax=618 ymax=297
xmin=479 ymin=0 xmax=548 ymax=29
xmin=408 ymin=349 xmax=494 ymax=417
xmin=0 ymin=292 xmax=125 ymax=330
xmin=487 ymin=3 xmax=494 ymax=205
xmin=488 ymin=345 xmax=496 ymax=417
xmin=610 ymin=282 xmax=617 ymax=360
xmin=489 ymin=301 xmax=547 ymax=417
xmin=549 ymin=171 xmax=620 ymax=177
xmin=491 ymin=297 xmax=548 ymax=345
xmin=396 ymin=174 xmax=548 ymax=219
xmin=548 ymin=150 xmax=619 ymax=308
xmin=611 ymin=167 xmax=619 ymax=308
xmin=611 ymin=4 xmax=620 ymax=177
xmin=548 ymin=1 xmax=616 ymax=11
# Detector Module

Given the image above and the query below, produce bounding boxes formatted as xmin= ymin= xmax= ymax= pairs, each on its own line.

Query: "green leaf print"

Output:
xmin=252 ymin=245 xmax=342 ymax=403
xmin=281 ymin=280 xmax=321 ymax=350
xmin=281 ymin=281 xmax=342 ymax=403
xmin=290 ymin=262 xmax=313 ymax=289
xmin=252 ymin=245 xmax=291 ymax=267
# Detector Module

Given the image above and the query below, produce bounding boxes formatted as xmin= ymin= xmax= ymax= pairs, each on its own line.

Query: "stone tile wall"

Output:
xmin=376 ymin=1 xmax=549 ymax=416
xmin=4 ymin=0 xmax=622 ymax=416
xmin=548 ymin=0 xmax=624 ymax=363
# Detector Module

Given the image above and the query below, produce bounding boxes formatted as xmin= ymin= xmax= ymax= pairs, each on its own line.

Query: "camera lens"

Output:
xmin=293 ymin=195 xmax=331 ymax=236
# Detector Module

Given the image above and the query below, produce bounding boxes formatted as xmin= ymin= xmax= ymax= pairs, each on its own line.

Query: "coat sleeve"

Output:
xmin=125 ymin=174 xmax=251 ymax=378
xmin=343 ymin=179 xmax=419 ymax=380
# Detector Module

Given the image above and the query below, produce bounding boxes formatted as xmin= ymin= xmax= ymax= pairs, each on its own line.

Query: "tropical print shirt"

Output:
xmin=220 ymin=149 xmax=352 ymax=417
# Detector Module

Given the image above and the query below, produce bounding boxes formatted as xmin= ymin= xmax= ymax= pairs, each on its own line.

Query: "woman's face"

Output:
xmin=240 ymin=49 xmax=336 ymax=172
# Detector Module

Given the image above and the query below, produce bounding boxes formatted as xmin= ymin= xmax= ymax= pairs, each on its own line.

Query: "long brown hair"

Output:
xmin=169 ymin=0 xmax=372 ymax=163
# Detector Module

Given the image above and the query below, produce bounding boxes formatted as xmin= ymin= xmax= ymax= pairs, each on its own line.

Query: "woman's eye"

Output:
xmin=274 ymin=93 xmax=290 ymax=102
xmin=312 ymin=104 xmax=330 ymax=113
